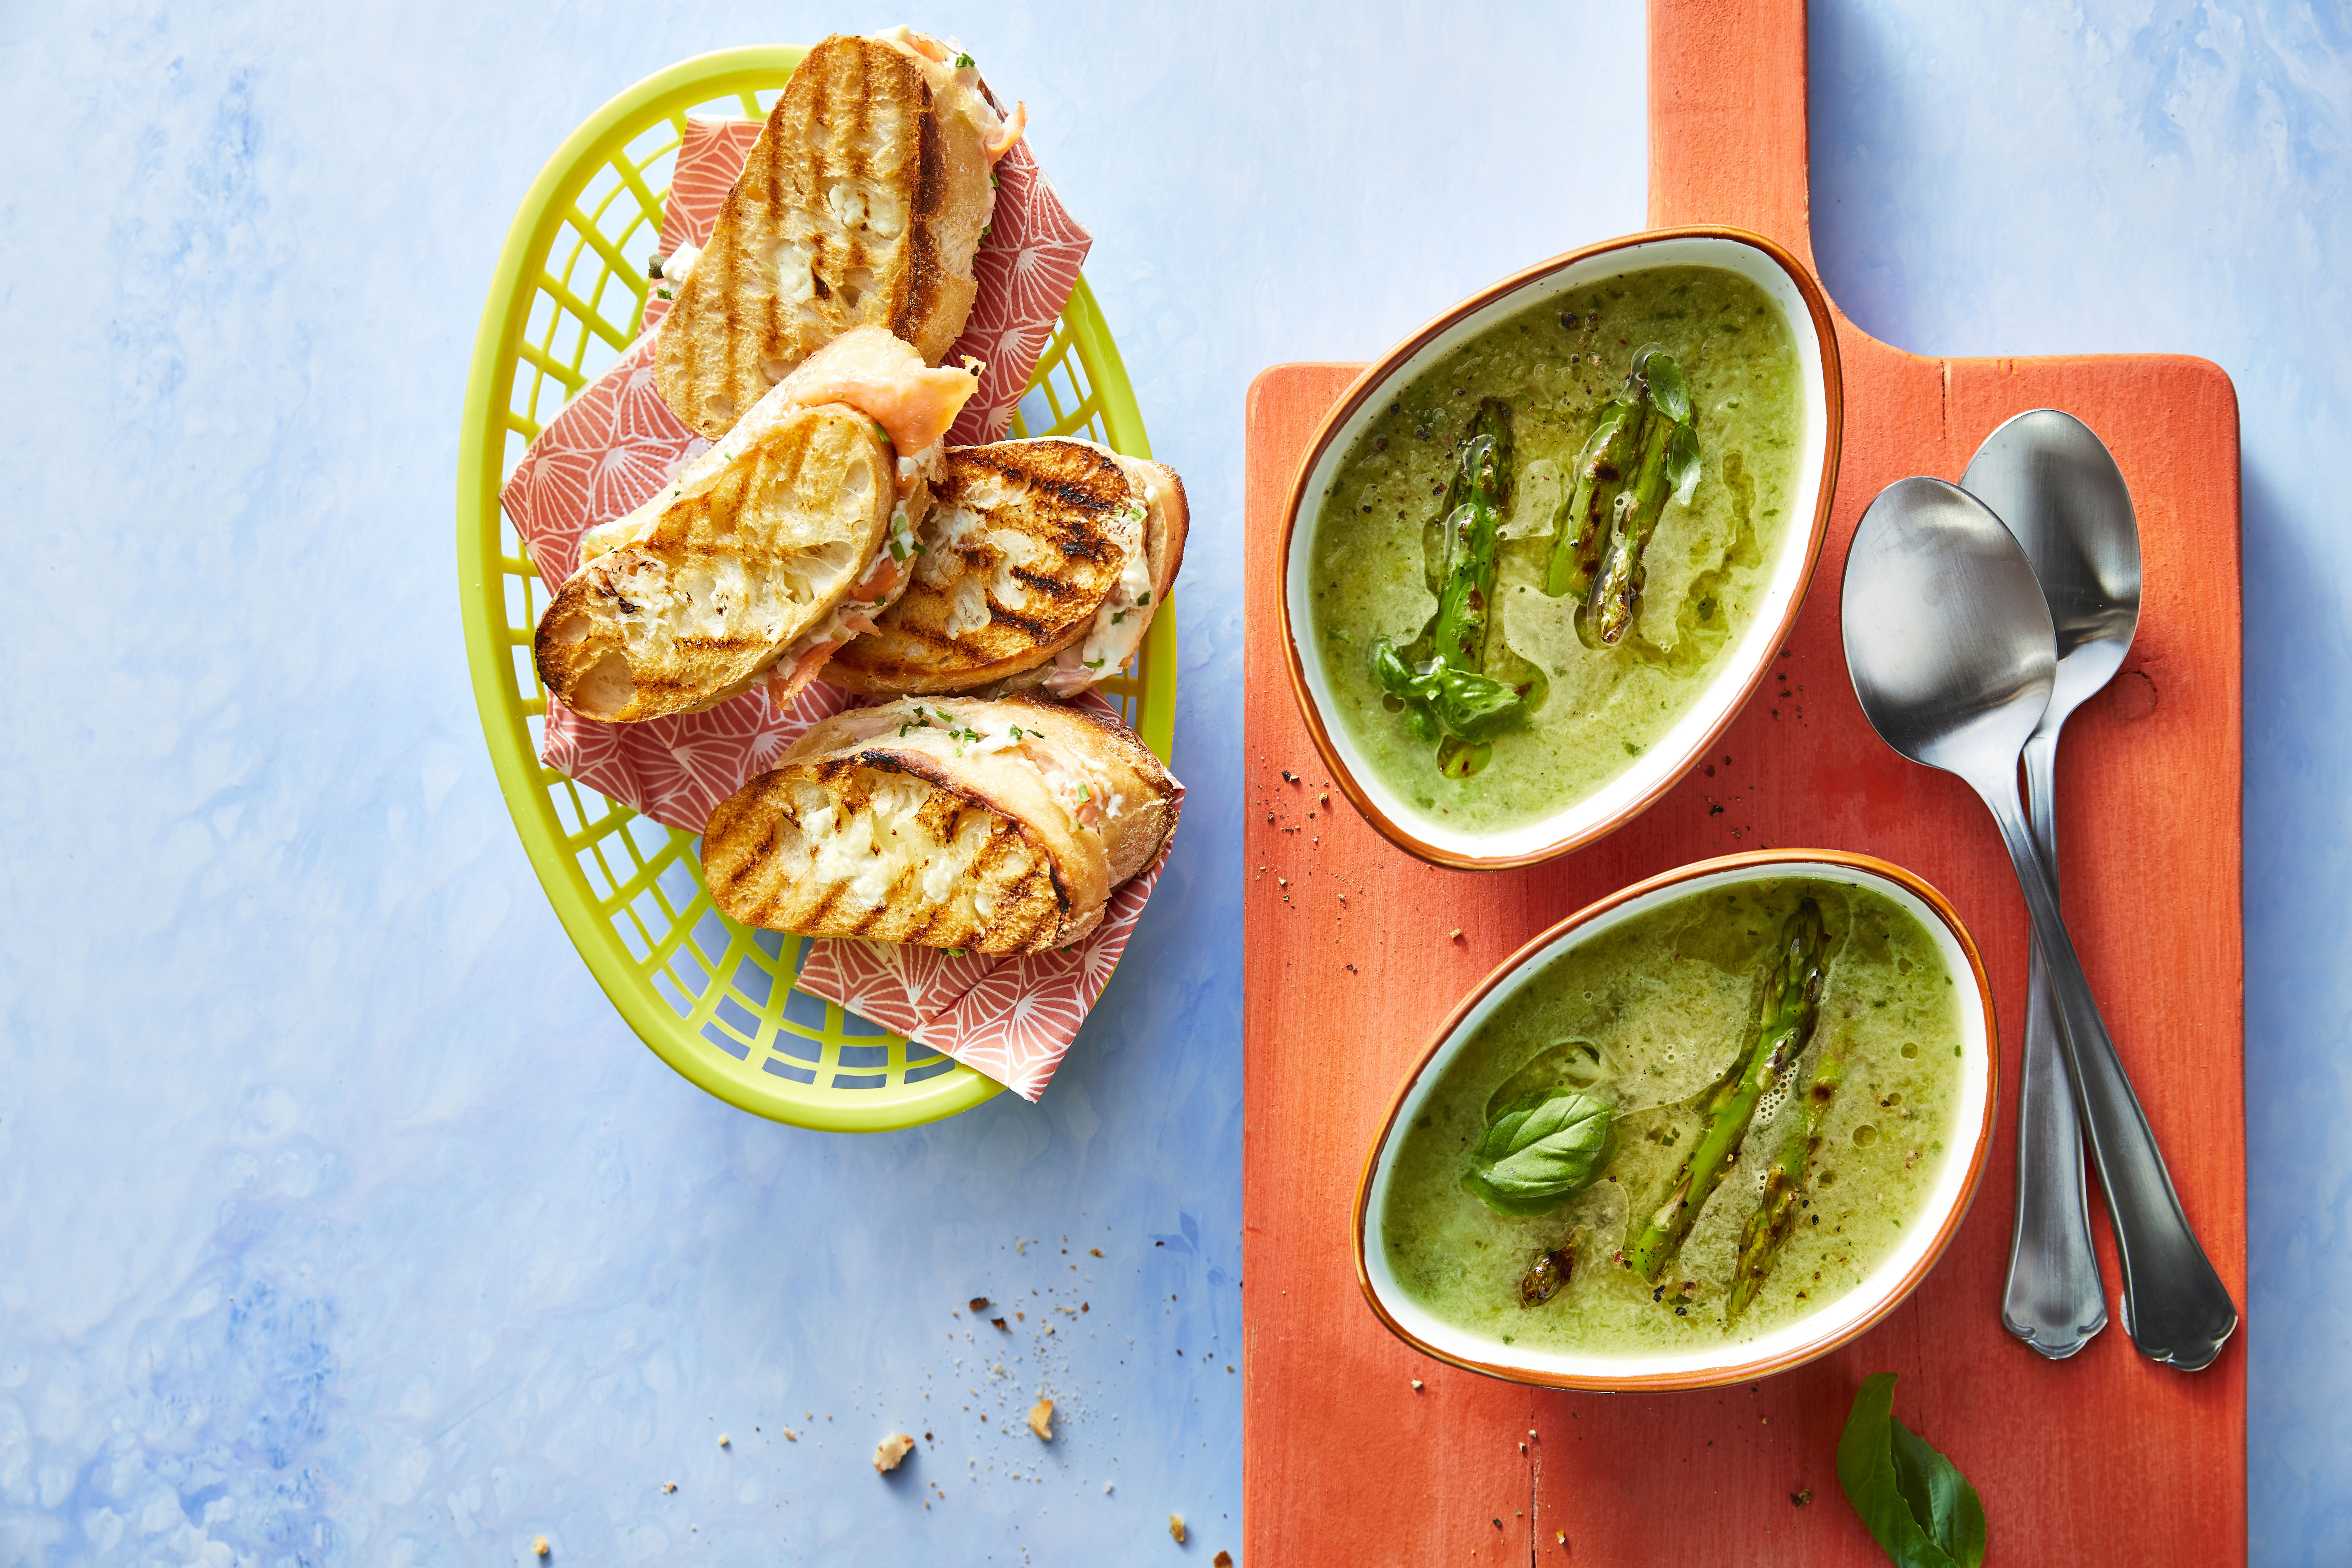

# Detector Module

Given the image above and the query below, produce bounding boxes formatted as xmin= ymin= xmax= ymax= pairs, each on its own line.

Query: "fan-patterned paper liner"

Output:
xmin=503 ymin=109 xmax=1175 ymax=1099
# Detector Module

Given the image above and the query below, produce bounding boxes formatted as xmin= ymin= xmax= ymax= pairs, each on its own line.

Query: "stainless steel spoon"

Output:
xmin=1840 ymin=477 xmax=2235 ymax=1371
xmin=1962 ymin=411 xmax=2140 ymax=1360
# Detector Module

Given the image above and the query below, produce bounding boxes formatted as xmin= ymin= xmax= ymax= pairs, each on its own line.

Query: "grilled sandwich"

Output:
xmin=827 ymin=438 xmax=1188 ymax=697
xmin=652 ymin=28 xmax=1025 ymax=441
xmin=701 ymin=692 xmax=1179 ymax=954
xmin=535 ymin=327 xmax=979 ymax=722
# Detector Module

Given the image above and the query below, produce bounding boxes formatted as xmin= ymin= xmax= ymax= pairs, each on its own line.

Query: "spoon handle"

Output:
xmin=2001 ymin=734 xmax=2110 ymax=1357
xmin=1985 ymin=779 xmax=2237 ymax=1370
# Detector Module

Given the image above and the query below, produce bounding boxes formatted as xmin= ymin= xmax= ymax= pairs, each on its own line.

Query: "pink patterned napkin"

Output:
xmin=500 ymin=106 xmax=1169 ymax=1101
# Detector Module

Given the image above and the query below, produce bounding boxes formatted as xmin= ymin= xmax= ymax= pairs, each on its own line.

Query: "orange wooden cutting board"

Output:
xmin=1240 ymin=1 xmax=2245 ymax=1563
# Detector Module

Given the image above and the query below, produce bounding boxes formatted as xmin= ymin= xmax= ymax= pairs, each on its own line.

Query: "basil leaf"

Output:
xmin=1836 ymin=1374 xmax=1987 ymax=1568
xmin=1890 ymin=1419 xmax=1984 ymax=1565
xmin=1462 ymin=1089 xmax=1615 ymax=1217
xmin=1665 ymin=421 xmax=1704 ymax=507
xmin=1642 ymin=348 xmax=1693 ymax=425
xmin=1369 ymin=642 xmax=1529 ymax=745
xmin=1369 ymin=636 xmax=1419 ymax=700
xmin=1427 ymin=665 xmax=1526 ymax=741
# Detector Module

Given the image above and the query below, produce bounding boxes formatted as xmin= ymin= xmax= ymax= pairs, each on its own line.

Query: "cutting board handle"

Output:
xmin=1648 ymin=0 xmax=1818 ymax=275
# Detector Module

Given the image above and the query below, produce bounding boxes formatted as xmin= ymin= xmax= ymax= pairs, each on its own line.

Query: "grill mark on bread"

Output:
xmin=982 ymin=604 xmax=1054 ymax=642
xmin=798 ymin=874 xmax=858 ymax=936
xmin=652 ymin=35 xmax=989 ymax=438
xmin=895 ymin=80 xmax=944 ymax=344
xmin=708 ymin=765 xmax=1062 ymax=952
xmin=1009 ymin=566 xmax=1077 ymax=602
xmin=702 ymin=695 xmax=1180 ymax=954
xmin=830 ymin=441 xmax=1148 ymax=691
xmin=531 ymin=407 xmax=890 ymax=720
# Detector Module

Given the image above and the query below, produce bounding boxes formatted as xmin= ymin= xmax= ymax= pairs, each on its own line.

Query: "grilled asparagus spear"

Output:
xmin=1431 ymin=399 xmax=1512 ymax=669
xmin=1544 ymin=394 xmax=1641 ymax=599
xmin=1726 ymin=1029 xmax=1851 ymax=1321
xmin=1574 ymin=349 xmax=1703 ymax=647
xmin=1627 ymin=898 xmax=1828 ymax=1282
xmin=1370 ymin=400 xmax=1546 ymax=773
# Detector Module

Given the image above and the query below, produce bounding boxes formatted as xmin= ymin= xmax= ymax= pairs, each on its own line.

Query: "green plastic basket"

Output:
xmin=455 ymin=46 xmax=1176 ymax=1133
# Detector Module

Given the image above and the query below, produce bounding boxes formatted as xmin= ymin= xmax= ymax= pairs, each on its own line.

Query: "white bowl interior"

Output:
xmin=1359 ymin=860 xmax=1992 ymax=1385
xmin=1289 ymin=234 xmax=1834 ymax=863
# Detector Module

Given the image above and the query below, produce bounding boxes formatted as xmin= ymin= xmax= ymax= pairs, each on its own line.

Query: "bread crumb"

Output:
xmin=1090 ymin=1248 xmax=1103 ymax=1257
xmin=969 ymin=1297 xmax=990 ymax=1313
xmin=716 ymin=1433 xmax=729 ymax=1448
xmin=1215 ymin=1553 xmax=1234 ymax=1568
xmin=784 ymin=1430 xmax=798 ymax=1441
xmin=991 ymin=1317 xmax=1010 ymax=1332
xmin=661 ymin=1482 xmax=675 ymax=1494
xmin=1028 ymin=1398 xmax=1055 ymax=1440
xmin=1170 ymin=1513 xmax=1186 ymax=1544
xmin=532 ymin=1537 xmax=549 ymax=1557
xmin=874 ymin=1433 xmax=915 ymax=1473
xmin=1411 ymin=1379 xmax=1423 ymax=1391
xmin=1449 ymin=928 xmax=1463 ymax=941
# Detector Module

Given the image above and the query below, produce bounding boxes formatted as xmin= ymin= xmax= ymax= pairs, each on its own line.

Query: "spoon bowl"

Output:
xmin=1839 ymin=477 xmax=2055 ymax=784
xmin=1965 ymin=410 xmax=2143 ymax=708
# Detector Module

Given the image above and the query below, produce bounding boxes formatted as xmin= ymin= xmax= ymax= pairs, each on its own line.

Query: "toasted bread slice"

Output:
xmin=827 ymin=440 xmax=1190 ymax=696
xmin=701 ymin=693 xmax=1179 ymax=954
xmin=653 ymin=33 xmax=998 ymax=440
xmin=534 ymin=405 xmax=893 ymax=722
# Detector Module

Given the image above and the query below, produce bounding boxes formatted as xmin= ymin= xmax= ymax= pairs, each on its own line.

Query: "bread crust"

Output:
xmin=653 ymin=34 xmax=994 ymax=439
xmin=701 ymin=693 xmax=1179 ymax=954
xmin=1120 ymin=453 xmax=1188 ymax=614
xmin=533 ymin=405 xmax=892 ymax=722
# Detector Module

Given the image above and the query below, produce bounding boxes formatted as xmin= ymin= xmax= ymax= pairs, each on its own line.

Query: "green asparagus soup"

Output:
xmin=1307 ymin=265 xmax=1805 ymax=834
xmin=1378 ymin=877 xmax=1963 ymax=1355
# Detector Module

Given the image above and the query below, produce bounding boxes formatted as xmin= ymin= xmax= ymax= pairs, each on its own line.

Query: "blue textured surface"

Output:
xmin=0 ymin=1 xmax=2340 ymax=1561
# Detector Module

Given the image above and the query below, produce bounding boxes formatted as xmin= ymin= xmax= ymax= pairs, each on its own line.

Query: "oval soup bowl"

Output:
xmin=1354 ymin=850 xmax=1998 ymax=1393
xmin=1280 ymin=228 xmax=1843 ymax=869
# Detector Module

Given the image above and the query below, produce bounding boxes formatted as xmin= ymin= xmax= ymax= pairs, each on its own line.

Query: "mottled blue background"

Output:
xmin=0 ymin=1 xmax=2341 ymax=1562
